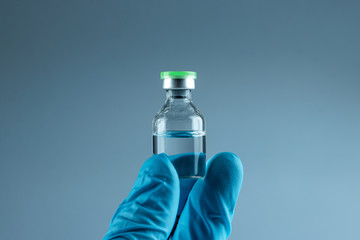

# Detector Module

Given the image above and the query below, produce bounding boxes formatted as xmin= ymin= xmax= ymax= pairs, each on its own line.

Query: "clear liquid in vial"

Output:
xmin=153 ymin=131 xmax=206 ymax=178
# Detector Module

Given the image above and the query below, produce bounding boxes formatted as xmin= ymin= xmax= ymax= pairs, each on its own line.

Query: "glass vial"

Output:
xmin=152 ymin=71 xmax=206 ymax=178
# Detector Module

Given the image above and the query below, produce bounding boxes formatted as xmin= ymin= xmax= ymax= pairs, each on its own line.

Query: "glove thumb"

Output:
xmin=104 ymin=153 xmax=180 ymax=240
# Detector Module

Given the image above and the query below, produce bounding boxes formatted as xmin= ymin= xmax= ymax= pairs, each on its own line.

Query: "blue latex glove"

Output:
xmin=103 ymin=152 xmax=243 ymax=240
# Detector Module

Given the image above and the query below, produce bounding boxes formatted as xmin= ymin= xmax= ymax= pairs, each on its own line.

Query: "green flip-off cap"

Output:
xmin=160 ymin=71 xmax=197 ymax=79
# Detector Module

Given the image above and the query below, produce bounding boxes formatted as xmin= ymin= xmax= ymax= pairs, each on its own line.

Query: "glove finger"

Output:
xmin=170 ymin=152 xmax=243 ymax=240
xmin=104 ymin=153 xmax=180 ymax=240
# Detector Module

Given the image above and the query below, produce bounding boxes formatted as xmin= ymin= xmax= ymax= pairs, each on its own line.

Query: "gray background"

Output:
xmin=1 ymin=0 xmax=359 ymax=239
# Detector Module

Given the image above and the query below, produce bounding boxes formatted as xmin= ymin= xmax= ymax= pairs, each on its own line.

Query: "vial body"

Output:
xmin=153 ymin=87 xmax=206 ymax=178
xmin=153 ymin=131 xmax=206 ymax=178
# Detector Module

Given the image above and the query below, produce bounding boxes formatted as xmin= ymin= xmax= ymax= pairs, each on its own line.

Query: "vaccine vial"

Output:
xmin=153 ymin=71 xmax=206 ymax=178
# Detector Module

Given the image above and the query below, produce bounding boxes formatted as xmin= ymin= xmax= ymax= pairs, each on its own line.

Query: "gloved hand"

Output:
xmin=103 ymin=152 xmax=243 ymax=240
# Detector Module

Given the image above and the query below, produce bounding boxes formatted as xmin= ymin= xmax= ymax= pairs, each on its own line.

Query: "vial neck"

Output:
xmin=166 ymin=89 xmax=192 ymax=100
